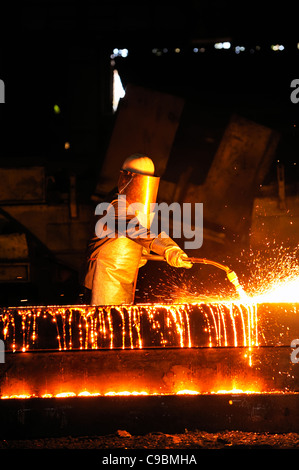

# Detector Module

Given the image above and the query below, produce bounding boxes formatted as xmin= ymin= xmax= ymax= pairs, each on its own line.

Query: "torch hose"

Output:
xmin=143 ymin=254 xmax=230 ymax=273
xmin=143 ymin=254 xmax=243 ymax=294
xmin=186 ymin=257 xmax=231 ymax=273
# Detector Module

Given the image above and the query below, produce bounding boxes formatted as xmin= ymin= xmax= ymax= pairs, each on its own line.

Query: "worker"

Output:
xmin=84 ymin=154 xmax=192 ymax=305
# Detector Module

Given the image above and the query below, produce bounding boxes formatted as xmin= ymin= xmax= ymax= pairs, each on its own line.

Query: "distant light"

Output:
xmin=193 ymin=47 xmax=199 ymax=53
xmin=271 ymin=44 xmax=284 ymax=51
xmin=53 ymin=104 xmax=61 ymax=114
xmin=214 ymin=41 xmax=231 ymax=50
xmin=174 ymin=48 xmax=180 ymax=53
xmin=235 ymin=46 xmax=245 ymax=54
xmin=64 ymin=142 xmax=70 ymax=150
xmin=297 ymin=43 xmax=299 ymax=50
xmin=152 ymin=48 xmax=167 ymax=55
xmin=110 ymin=48 xmax=129 ymax=59
xmin=199 ymin=47 xmax=205 ymax=53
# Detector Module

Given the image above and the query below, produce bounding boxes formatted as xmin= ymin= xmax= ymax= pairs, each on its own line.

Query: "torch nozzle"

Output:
xmin=226 ymin=270 xmax=241 ymax=289
xmin=226 ymin=270 xmax=249 ymax=300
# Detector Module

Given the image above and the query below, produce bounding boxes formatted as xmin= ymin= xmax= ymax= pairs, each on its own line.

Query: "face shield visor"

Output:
xmin=118 ymin=170 xmax=160 ymax=229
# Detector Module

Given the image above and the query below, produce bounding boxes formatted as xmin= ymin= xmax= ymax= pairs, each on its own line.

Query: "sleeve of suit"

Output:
xmin=111 ymin=197 xmax=185 ymax=256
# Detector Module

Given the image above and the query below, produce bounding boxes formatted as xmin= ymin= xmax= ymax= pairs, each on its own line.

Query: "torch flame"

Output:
xmin=252 ymin=276 xmax=299 ymax=303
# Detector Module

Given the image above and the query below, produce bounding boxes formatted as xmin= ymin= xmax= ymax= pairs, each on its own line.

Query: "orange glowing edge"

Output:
xmin=0 ymin=388 xmax=285 ymax=400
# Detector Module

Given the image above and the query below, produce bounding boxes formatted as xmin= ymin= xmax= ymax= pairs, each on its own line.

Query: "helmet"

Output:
xmin=121 ymin=153 xmax=155 ymax=176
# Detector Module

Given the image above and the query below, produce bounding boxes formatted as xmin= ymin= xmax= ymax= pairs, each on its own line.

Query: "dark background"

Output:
xmin=0 ymin=1 xmax=298 ymax=187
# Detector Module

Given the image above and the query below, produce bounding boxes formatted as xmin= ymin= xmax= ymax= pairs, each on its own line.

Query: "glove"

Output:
xmin=139 ymin=247 xmax=149 ymax=268
xmin=164 ymin=246 xmax=193 ymax=269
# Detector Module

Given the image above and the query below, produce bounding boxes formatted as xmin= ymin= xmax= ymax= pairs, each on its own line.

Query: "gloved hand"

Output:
xmin=139 ymin=247 xmax=149 ymax=268
xmin=164 ymin=246 xmax=193 ymax=269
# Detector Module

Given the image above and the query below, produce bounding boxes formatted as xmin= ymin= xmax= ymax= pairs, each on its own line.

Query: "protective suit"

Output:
xmin=84 ymin=154 xmax=192 ymax=305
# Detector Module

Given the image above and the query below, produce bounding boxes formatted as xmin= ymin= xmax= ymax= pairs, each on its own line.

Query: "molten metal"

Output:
xmin=0 ymin=302 xmax=258 ymax=352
